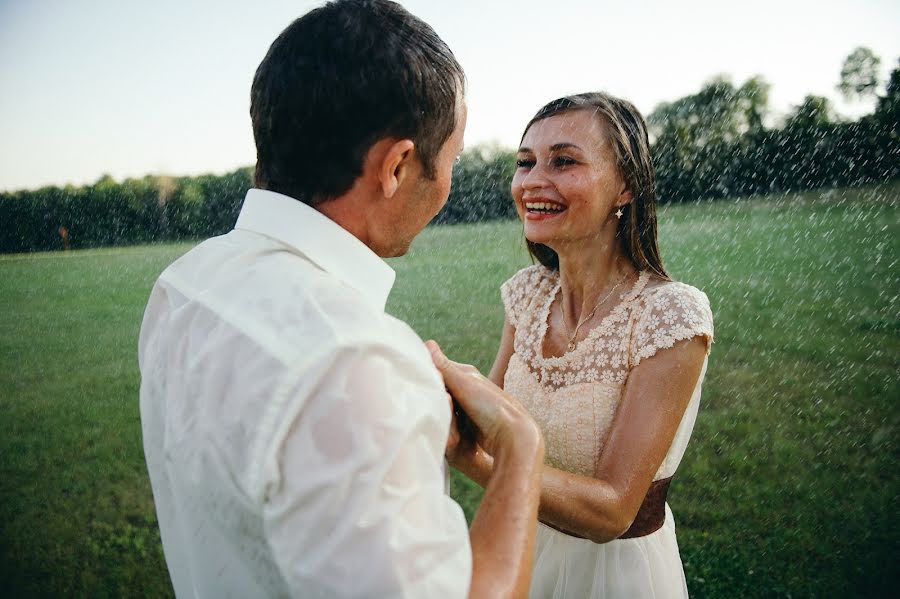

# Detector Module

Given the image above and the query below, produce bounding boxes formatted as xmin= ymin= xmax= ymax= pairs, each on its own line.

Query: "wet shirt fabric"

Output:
xmin=139 ymin=189 xmax=471 ymax=598
xmin=501 ymin=265 xmax=714 ymax=599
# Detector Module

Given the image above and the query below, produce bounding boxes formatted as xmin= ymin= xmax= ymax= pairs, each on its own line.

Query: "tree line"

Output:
xmin=1 ymin=48 xmax=897 ymax=253
xmin=648 ymin=48 xmax=898 ymax=202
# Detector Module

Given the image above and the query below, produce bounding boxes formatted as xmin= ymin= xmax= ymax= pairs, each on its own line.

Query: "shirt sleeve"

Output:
xmin=260 ymin=342 xmax=472 ymax=598
xmin=629 ymin=283 xmax=714 ymax=367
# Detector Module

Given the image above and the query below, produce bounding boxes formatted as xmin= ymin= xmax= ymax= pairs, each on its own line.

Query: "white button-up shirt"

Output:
xmin=139 ymin=189 xmax=472 ymax=598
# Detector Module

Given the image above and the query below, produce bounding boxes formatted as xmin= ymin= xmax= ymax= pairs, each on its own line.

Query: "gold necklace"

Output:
xmin=563 ymin=273 xmax=628 ymax=352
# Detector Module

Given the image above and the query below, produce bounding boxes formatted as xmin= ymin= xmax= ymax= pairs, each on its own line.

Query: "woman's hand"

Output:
xmin=427 ymin=340 xmax=544 ymax=599
xmin=427 ymin=340 xmax=541 ymax=460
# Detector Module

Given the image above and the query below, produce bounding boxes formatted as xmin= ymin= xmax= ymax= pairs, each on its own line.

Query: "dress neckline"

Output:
xmin=537 ymin=270 xmax=651 ymax=363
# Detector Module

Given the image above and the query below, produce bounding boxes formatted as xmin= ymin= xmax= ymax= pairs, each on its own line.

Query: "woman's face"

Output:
xmin=511 ymin=109 xmax=631 ymax=249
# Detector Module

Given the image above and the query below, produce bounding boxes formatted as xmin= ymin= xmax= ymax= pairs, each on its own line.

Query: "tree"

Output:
xmin=869 ymin=59 xmax=900 ymax=181
xmin=875 ymin=59 xmax=900 ymax=124
xmin=737 ymin=76 xmax=771 ymax=132
xmin=648 ymin=75 xmax=772 ymax=201
xmin=434 ymin=146 xmax=516 ymax=224
xmin=785 ymin=95 xmax=834 ymax=130
xmin=837 ymin=46 xmax=881 ymax=101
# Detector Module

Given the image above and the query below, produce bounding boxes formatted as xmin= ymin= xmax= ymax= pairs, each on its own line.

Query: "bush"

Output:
xmin=0 ymin=169 xmax=252 ymax=253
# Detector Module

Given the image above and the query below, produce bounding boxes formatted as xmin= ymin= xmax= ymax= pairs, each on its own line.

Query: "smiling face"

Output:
xmin=512 ymin=109 xmax=632 ymax=251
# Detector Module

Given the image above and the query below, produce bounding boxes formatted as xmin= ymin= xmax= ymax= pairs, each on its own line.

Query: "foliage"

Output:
xmin=648 ymin=59 xmax=900 ymax=203
xmin=875 ymin=59 xmax=900 ymax=127
xmin=838 ymin=46 xmax=881 ymax=101
xmin=433 ymin=145 xmax=518 ymax=224
xmin=649 ymin=76 xmax=773 ymax=201
xmin=1 ymin=187 xmax=897 ymax=597
xmin=0 ymin=169 xmax=252 ymax=253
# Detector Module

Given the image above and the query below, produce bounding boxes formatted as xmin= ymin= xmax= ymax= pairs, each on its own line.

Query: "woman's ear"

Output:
xmin=616 ymin=186 xmax=634 ymax=207
xmin=379 ymin=139 xmax=415 ymax=199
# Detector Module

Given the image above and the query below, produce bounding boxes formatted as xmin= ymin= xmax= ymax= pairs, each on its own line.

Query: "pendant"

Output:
xmin=567 ymin=340 xmax=576 ymax=352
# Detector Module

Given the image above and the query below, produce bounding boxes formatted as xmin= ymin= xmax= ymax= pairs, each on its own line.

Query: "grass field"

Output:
xmin=1 ymin=185 xmax=897 ymax=598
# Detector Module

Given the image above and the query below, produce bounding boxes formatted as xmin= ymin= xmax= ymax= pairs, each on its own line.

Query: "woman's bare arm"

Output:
xmin=488 ymin=319 xmax=516 ymax=388
xmin=455 ymin=336 xmax=709 ymax=543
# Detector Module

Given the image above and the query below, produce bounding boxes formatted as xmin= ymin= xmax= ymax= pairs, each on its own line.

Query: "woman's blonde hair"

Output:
xmin=522 ymin=92 xmax=670 ymax=280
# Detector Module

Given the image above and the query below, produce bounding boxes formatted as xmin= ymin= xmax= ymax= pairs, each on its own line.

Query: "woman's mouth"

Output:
xmin=524 ymin=201 xmax=566 ymax=220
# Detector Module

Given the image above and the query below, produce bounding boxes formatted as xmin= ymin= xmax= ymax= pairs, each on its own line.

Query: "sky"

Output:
xmin=0 ymin=0 xmax=898 ymax=192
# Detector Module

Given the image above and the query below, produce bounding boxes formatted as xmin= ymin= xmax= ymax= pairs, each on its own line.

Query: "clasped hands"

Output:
xmin=426 ymin=340 xmax=541 ymax=477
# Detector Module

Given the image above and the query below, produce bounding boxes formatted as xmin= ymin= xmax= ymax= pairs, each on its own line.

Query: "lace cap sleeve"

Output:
xmin=500 ymin=265 xmax=546 ymax=328
xmin=630 ymin=283 xmax=714 ymax=367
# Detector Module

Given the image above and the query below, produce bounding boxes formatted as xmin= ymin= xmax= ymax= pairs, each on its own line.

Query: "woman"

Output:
xmin=454 ymin=92 xmax=713 ymax=598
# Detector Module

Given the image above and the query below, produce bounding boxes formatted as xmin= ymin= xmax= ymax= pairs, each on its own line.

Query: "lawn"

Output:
xmin=1 ymin=184 xmax=897 ymax=598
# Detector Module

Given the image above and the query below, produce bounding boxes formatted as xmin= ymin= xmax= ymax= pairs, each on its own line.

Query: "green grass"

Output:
xmin=1 ymin=185 xmax=897 ymax=598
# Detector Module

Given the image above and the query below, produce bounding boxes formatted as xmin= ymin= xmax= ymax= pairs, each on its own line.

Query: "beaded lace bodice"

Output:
xmin=501 ymin=265 xmax=714 ymax=480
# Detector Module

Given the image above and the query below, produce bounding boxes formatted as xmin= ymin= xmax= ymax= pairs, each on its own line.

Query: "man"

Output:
xmin=138 ymin=1 xmax=544 ymax=597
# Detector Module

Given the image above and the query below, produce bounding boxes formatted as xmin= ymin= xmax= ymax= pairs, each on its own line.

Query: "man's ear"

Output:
xmin=379 ymin=139 xmax=415 ymax=199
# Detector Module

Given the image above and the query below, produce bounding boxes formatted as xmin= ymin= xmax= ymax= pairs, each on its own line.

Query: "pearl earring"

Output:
xmin=615 ymin=207 xmax=624 ymax=219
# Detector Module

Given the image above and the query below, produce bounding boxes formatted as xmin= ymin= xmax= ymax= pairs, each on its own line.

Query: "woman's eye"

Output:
xmin=553 ymin=156 xmax=576 ymax=167
xmin=515 ymin=158 xmax=535 ymax=168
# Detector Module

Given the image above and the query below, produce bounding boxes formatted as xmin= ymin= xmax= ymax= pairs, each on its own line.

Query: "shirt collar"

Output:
xmin=234 ymin=188 xmax=396 ymax=311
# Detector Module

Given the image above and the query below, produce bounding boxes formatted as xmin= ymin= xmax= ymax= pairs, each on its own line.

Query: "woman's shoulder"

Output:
xmin=639 ymin=277 xmax=712 ymax=316
xmin=500 ymin=264 xmax=557 ymax=326
xmin=630 ymin=276 xmax=715 ymax=365
xmin=502 ymin=263 xmax=556 ymax=289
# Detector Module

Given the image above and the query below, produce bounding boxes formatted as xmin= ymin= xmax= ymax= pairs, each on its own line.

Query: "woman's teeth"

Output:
xmin=525 ymin=202 xmax=565 ymax=213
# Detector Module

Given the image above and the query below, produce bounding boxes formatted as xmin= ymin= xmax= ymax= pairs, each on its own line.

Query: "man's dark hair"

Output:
xmin=250 ymin=0 xmax=465 ymax=206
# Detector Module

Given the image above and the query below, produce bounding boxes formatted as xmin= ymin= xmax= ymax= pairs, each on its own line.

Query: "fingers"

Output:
xmin=428 ymin=341 xmax=472 ymax=381
xmin=425 ymin=340 xmax=445 ymax=366
xmin=428 ymin=341 xmax=458 ymax=385
xmin=426 ymin=342 xmax=543 ymax=465
xmin=427 ymin=342 xmax=508 ymax=450
xmin=427 ymin=341 xmax=484 ymax=394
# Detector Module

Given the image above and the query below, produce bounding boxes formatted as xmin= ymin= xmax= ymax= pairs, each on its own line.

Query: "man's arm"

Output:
xmin=261 ymin=344 xmax=472 ymax=598
xmin=428 ymin=342 xmax=544 ymax=599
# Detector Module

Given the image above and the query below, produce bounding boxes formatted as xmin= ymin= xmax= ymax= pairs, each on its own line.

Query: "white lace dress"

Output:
xmin=500 ymin=265 xmax=714 ymax=599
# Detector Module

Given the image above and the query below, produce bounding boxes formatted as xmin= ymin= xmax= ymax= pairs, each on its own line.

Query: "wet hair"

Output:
xmin=250 ymin=0 xmax=465 ymax=206
xmin=521 ymin=92 xmax=670 ymax=280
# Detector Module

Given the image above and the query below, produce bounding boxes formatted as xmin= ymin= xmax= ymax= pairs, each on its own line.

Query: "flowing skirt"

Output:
xmin=529 ymin=504 xmax=689 ymax=598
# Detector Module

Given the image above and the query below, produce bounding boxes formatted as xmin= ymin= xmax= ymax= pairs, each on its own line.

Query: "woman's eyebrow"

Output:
xmin=517 ymin=142 xmax=583 ymax=154
xmin=549 ymin=142 xmax=582 ymax=152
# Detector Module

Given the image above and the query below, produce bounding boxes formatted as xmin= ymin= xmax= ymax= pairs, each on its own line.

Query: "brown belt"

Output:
xmin=619 ymin=476 xmax=672 ymax=538
xmin=546 ymin=476 xmax=673 ymax=540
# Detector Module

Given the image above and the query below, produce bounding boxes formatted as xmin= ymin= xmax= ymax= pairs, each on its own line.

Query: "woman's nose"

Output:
xmin=521 ymin=163 xmax=549 ymax=190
